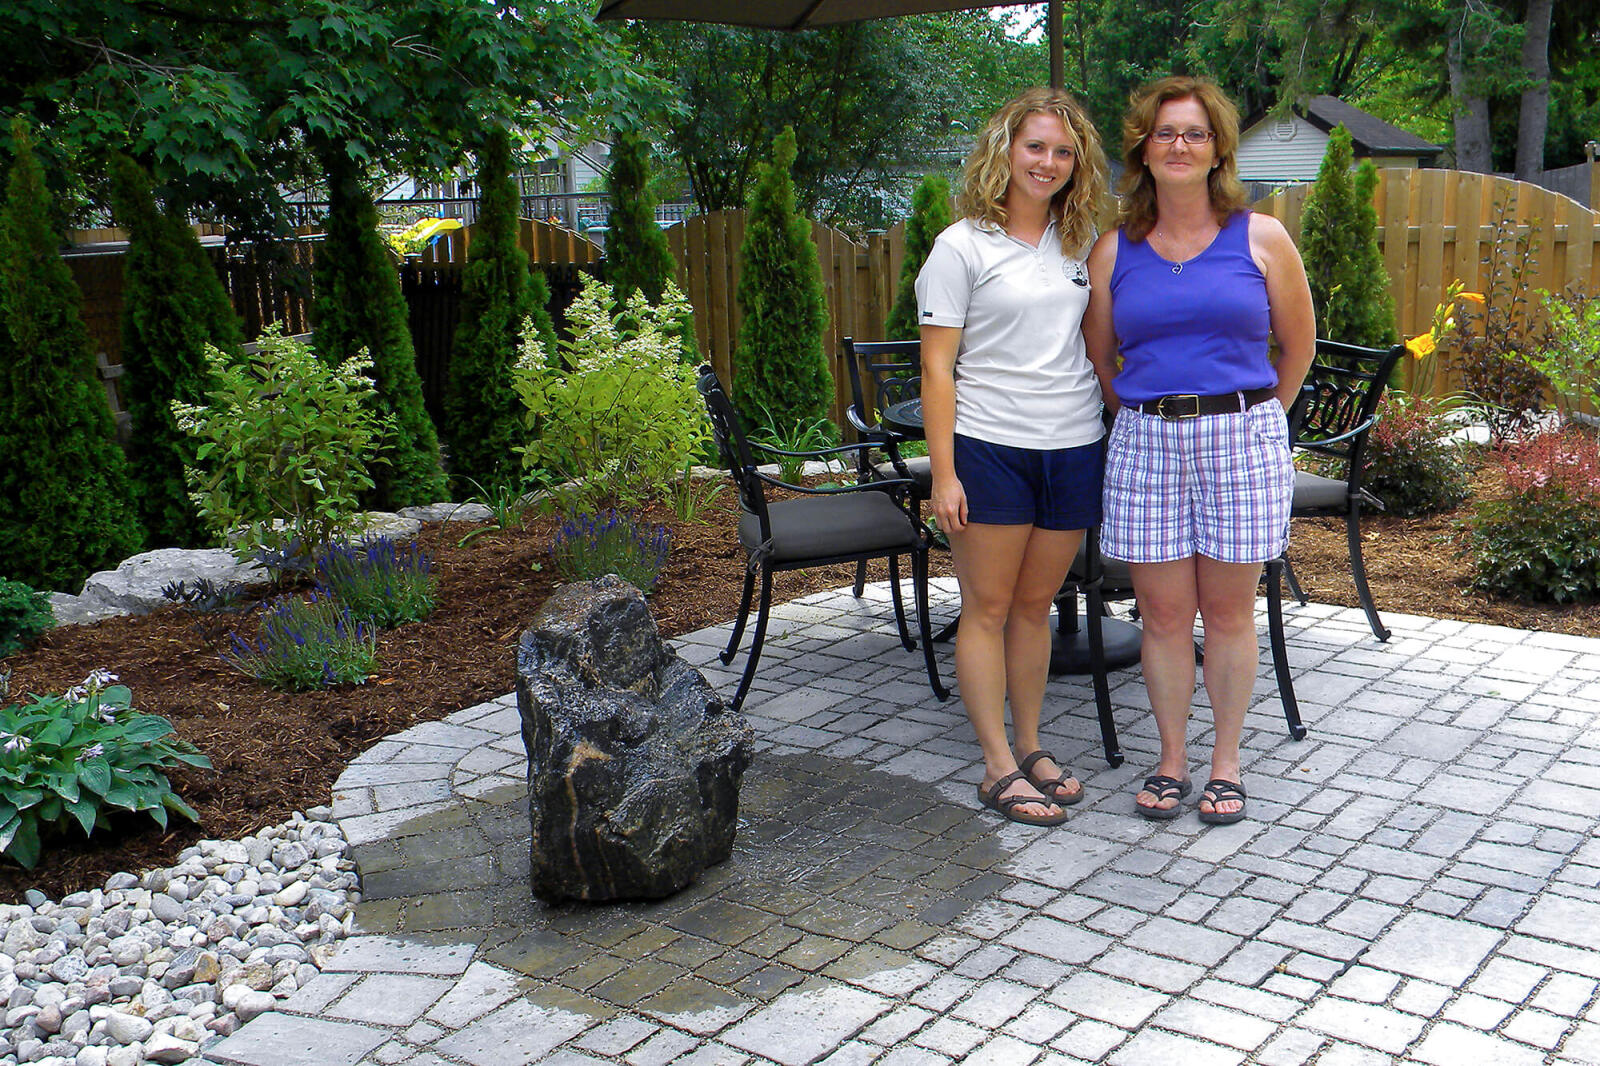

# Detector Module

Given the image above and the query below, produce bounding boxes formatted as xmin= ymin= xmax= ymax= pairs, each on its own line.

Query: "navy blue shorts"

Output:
xmin=953 ymin=434 xmax=1104 ymax=531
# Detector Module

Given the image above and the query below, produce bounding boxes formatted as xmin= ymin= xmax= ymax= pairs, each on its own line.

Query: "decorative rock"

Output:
xmin=73 ymin=548 xmax=270 ymax=618
xmin=143 ymin=1032 xmax=197 ymax=1064
xmin=231 ymin=991 xmax=276 ymax=1023
xmin=398 ymin=501 xmax=494 ymax=522
xmin=349 ymin=511 xmax=423 ymax=544
xmin=103 ymin=1012 xmax=152 ymax=1044
xmin=517 ymin=575 xmax=752 ymax=902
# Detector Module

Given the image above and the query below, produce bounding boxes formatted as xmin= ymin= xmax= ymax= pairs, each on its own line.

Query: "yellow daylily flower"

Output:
xmin=1406 ymin=332 xmax=1436 ymax=359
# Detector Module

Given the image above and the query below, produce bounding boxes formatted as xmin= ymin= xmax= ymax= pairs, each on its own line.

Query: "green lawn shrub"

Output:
xmin=885 ymin=174 xmax=951 ymax=341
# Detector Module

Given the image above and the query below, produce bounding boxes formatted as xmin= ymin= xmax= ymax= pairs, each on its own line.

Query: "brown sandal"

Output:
xmin=1018 ymin=749 xmax=1084 ymax=807
xmin=978 ymin=770 xmax=1070 ymax=826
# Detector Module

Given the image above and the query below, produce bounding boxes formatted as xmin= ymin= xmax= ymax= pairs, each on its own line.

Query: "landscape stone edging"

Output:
xmin=46 ymin=505 xmax=489 ymax=630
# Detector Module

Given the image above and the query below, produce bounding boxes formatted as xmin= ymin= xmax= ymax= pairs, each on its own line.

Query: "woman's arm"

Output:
xmin=1083 ymin=230 xmax=1122 ymax=414
xmin=1250 ymin=213 xmax=1316 ymax=409
xmin=920 ymin=324 xmax=967 ymax=533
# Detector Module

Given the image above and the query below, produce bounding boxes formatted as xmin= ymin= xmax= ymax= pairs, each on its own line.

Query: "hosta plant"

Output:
xmin=0 ymin=670 xmax=212 ymax=870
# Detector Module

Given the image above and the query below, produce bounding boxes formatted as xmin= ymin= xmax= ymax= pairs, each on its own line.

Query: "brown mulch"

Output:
xmin=4 ymin=475 xmax=1598 ymax=903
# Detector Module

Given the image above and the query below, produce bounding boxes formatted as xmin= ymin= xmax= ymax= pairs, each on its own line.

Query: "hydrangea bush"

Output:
xmin=173 ymin=325 xmax=393 ymax=572
xmin=512 ymin=274 xmax=708 ymax=509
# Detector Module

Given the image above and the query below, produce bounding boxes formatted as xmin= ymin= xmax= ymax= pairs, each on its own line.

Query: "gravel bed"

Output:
xmin=0 ymin=807 xmax=354 ymax=1066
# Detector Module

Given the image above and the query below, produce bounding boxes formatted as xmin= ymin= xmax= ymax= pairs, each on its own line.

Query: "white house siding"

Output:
xmin=1236 ymin=115 xmax=1331 ymax=183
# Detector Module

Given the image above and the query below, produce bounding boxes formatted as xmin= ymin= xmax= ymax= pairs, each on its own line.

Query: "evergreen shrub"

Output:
xmin=443 ymin=126 xmax=540 ymax=495
xmin=885 ymin=175 xmax=951 ymax=341
xmin=1299 ymin=126 xmax=1396 ymax=347
xmin=607 ymin=127 xmax=698 ymax=363
xmin=0 ymin=578 xmax=53 ymax=658
xmin=314 ymin=147 xmax=448 ymax=509
xmin=0 ymin=119 xmax=144 ymax=592
xmin=731 ymin=127 xmax=831 ymax=432
xmin=109 ymin=154 xmax=243 ymax=548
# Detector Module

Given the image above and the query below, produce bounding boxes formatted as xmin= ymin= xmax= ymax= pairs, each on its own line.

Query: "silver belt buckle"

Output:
xmin=1156 ymin=394 xmax=1200 ymax=421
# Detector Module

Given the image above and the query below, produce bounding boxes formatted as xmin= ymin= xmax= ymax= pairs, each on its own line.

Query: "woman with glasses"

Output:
xmin=917 ymin=87 xmax=1108 ymax=826
xmin=1082 ymin=77 xmax=1315 ymax=824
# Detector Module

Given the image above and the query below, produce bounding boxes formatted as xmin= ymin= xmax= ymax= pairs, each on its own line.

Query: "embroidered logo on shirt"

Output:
xmin=922 ymin=310 xmax=934 ymax=317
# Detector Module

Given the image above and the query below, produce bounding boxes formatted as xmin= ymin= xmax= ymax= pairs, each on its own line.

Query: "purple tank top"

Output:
xmin=1109 ymin=211 xmax=1274 ymax=404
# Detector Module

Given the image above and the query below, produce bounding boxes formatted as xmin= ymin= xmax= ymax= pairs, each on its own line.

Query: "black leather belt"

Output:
xmin=1136 ymin=387 xmax=1277 ymax=421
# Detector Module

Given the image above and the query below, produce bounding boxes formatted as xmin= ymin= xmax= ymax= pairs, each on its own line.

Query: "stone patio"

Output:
xmin=200 ymin=578 xmax=1600 ymax=1066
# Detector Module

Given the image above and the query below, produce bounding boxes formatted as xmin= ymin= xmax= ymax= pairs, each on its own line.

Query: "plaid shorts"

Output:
xmin=1101 ymin=398 xmax=1293 ymax=564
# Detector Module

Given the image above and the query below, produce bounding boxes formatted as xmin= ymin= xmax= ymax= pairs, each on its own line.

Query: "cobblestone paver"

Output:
xmin=202 ymin=578 xmax=1600 ymax=1065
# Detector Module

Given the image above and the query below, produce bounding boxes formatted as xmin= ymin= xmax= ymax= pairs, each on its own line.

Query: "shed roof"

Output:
xmin=1298 ymin=96 xmax=1443 ymax=156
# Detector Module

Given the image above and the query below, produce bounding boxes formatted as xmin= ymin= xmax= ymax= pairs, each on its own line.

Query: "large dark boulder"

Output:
xmin=516 ymin=575 xmax=753 ymax=902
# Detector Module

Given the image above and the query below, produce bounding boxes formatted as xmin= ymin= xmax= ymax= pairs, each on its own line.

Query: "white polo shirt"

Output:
xmin=915 ymin=217 xmax=1103 ymax=450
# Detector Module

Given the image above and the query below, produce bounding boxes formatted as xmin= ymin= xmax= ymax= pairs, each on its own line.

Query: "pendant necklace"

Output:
xmin=1171 ymin=262 xmax=1183 ymax=276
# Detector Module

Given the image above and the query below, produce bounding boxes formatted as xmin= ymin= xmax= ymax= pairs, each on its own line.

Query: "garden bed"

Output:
xmin=4 ymin=474 xmax=1598 ymax=902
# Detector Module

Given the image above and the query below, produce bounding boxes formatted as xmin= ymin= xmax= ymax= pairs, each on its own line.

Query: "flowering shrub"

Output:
xmin=1466 ymin=429 xmax=1600 ymax=603
xmin=315 ymin=537 xmax=437 ymax=628
xmin=512 ymin=274 xmax=708 ymax=509
xmin=0 ymin=578 xmax=53 ymax=658
xmin=173 ymin=325 xmax=393 ymax=573
xmin=0 ymin=670 xmax=212 ymax=870
xmin=224 ymin=593 xmax=379 ymax=691
xmin=1362 ymin=393 xmax=1473 ymax=517
xmin=551 ymin=510 xmax=671 ymax=593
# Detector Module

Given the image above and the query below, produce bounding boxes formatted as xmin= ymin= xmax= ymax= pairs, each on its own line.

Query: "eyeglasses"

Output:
xmin=1149 ymin=127 xmax=1216 ymax=145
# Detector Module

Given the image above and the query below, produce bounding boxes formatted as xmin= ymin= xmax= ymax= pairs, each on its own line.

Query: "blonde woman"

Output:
xmin=1083 ymin=77 xmax=1315 ymax=824
xmin=917 ymin=87 xmax=1108 ymax=826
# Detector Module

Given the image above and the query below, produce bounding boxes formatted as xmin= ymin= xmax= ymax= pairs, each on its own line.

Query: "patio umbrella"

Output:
xmin=596 ymin=1 xmax=1068 ymax=89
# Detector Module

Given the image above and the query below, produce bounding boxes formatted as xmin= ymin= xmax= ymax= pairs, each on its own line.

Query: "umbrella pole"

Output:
xmin=1049 ymin=0 xmax=1063 ymax=89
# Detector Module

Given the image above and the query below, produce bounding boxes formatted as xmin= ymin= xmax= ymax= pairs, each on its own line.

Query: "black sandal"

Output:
xmin=1135 ymin=774 xmax=1191 ymax=820
xmin=978 ymin=769 xmax=1070 ymax=826
xmin=1018 ymin=749 xmax=1084 ymax=807
xmin=1197 ymin=779 xmax=1248 ymax=825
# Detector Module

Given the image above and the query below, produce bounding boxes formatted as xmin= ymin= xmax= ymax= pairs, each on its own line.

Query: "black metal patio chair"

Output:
xmin=843 ymin=337 xmax=935 ymax=597
xmin=696 ymin=366 xmax=949 ymax=712
xmin=1265 ymin=338 xmax=1407 ymax=731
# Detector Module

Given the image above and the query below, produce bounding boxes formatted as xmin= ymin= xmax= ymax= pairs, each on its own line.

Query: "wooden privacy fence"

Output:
xmin=1254 ymin=170 xmax=1599 ymax=393
xmin=667 ymin=212 xmax=914 ymax=429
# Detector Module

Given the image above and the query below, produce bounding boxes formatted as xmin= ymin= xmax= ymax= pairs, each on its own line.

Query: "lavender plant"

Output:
xmin=224 ymin=592 xmax=379 ymax=691
xmin=0 ymin=669 xmax=212 ymax=870
xmin=314 ymin=537 xmax=437 ymax=627
xmin=550 ymin=510 xmax=671 ymax=593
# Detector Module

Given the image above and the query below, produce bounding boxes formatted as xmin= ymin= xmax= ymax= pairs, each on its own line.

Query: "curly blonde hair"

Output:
xmin=956 ymin=87 xmax=1107 ymax=258
xmin=1117 ymin=76 xmax=1248 ymax=242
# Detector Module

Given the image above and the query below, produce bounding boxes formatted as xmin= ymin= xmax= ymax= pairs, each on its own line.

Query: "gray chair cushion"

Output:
xmin=1293 ymin=471 xmax=1350 ymax=511
xmin=870 ymin=454 xmax=932 ymax=497
xmin=740 ymin=491 xmax=918 ymax=563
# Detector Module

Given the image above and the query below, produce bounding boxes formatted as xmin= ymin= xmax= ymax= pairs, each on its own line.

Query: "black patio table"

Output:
xmin=873 ymin=398 xmax=1142 ymax=674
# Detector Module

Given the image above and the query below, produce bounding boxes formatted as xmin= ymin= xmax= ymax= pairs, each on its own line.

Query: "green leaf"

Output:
xmin=121 ymin=716 xmax=176 ymax=743
xmin=79 ymin=757 xmax=113 ymax=796
xmin=65 ymin=796 xmax=98 ymax=836
xmin=4 ymin=816 xmax=41 ymax=869
xmin=164 ymin=792 xmax=202 ymax=823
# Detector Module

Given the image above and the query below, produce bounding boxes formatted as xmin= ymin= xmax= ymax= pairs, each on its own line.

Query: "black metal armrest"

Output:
xmin=1291 ymin=414 xmax=1376 ymax=453
xmin=746 ymin=438 xmax=883 ymax=462
xmin=751 ymin=469 xmax=915 ymax=497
